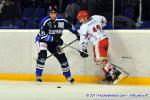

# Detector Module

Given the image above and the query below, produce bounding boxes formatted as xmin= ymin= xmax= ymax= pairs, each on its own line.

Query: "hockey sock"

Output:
xmin=61 ymin=62 xmax=71 ymax=78
xmin=36 ymin=58 xmax=45 ymax=76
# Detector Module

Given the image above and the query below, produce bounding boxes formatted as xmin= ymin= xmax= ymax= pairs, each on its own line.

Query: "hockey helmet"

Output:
xmin=48 ymin=5 xmax=58 ymax=13
xmin=77 ymin=10 xmax=89 ymax=20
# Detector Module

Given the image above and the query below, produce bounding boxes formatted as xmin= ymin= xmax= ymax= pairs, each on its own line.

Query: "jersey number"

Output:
xmin=92 ymin=25 xmax=101 ymax=32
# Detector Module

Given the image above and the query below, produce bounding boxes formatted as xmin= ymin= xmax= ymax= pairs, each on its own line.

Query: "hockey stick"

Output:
xmin=63 ymin=43 xmax=89 ymax=56
xmin=63 ymin=43 xmax=79 ymax=51
xmin=62 ymin=45 xmax=129 ymax=76
xmin=111 ymin=63 xmax=130 ymax=76
xmin=46 ymin=39 xmax=78 ymax=59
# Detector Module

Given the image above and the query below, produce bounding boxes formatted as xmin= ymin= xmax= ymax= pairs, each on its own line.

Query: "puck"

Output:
xmin=57 ymin=86 xmax=61 ymax=88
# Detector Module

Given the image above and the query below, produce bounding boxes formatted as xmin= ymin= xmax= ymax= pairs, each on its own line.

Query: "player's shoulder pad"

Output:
xmin=56 ymin=15 xmax=66 ymax=19
xmin=91 ymin=15 xmax=105 ymax=19
xmin=56 ymin=15 xmax=68 ymax=22
xmin=78 ymin=24 xmax=87 ymax=34
xmin=39 ymin=16 xmax=50 ymax=26
xmin=80 ymin=23 xmax=86 ymax=29
xmin=91 ymin=15 xmax=107 ymax=23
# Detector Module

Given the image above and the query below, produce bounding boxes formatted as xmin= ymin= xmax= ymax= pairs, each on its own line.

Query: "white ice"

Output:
xmin=0 ymin=81 xmax=150 ymax=100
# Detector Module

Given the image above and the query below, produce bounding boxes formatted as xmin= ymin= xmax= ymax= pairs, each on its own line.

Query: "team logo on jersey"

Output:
xmin=58 ymin=22 xmax=64 ymax=28
xmin=47 ymin=22 xmax=52 ymax=28
xmin=39 ymin=31 xmax=46 ymax=36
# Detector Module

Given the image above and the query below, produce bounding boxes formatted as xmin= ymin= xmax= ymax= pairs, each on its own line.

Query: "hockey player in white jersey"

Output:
xmin=77 ymin=10 xmax=124 ymax=84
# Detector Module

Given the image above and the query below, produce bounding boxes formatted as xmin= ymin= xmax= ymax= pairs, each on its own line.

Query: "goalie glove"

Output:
xmin=79 ymin=49 xmax=88 ymax=58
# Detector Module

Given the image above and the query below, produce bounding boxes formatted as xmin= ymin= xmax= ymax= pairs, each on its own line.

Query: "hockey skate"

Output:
xmin=66 ymin=77 xmax=75 ymax=84
xmin=102 ymin=74 xmax=113 ymax=84
xmin=112 ymin=70 xmax=125 ymax=84
xmin=101 ymin=63 xmax=127 ymax=84
xmin=36 ymin=76 xmax=42 ymax=82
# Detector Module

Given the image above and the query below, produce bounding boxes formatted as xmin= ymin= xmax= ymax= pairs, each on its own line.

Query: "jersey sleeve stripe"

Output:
xmin=43 ymin=19 xmax=51 ymax=26
xmin=56 ymin=19 xmax=68 ymax=23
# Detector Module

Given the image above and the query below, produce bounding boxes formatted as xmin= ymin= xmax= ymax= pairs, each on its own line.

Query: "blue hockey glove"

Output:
xmin=44 ymin=34 xmax=53 ymax=42
xmin=70 ymin=26 xmax=80 ymax=40
xmin=57 ymin=38 xmax=63 ymax=46
xmin=35 ymin=35 xmax=41 ymax=42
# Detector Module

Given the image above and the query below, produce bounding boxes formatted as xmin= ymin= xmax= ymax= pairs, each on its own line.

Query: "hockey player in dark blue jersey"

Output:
xmin=35 ymin=5 xmax=79 ymax=83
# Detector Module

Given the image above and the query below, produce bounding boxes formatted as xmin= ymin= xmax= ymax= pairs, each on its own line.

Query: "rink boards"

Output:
xmin=0 ymin=29 xmax=150 ymax=85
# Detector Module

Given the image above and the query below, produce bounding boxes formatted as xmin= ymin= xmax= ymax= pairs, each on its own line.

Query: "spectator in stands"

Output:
xmin=88 ymin=0 xmax=97 ymax=16
xmin=0 ymin=0 xmax=5 ymax=14
xmin=96 ymin=0 xmax=112 ymax=21
xmin=114 ymin=15 xmax=136 ymax=29
xmin=64 ymin=0 xmax=80 ymax=24
xmin=123 ymin=0 xmax=139 ymax=20
xmin=0 ymin=0 xmax=20 ymax=22
xmin=79 ymin=0 xmax=88 ymax=11
xmin=142 ymin=0 xmax=150 ymax=20
xmin=44 ymin=0 xmax=52 ymax=10
xmin=115 ymin=0 xmax=139 ymax=21
xmin=34 ymin=0 xmax=45 ymax=8
xmin=61 ymin=0 xmax=69 ymax=13
xmin=19 ymin=0 xmax=33 ymax=9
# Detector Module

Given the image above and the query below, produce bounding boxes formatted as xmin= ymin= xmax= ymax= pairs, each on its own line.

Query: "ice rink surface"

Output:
xmin=0 ymin=81 xmax=150 ymax=100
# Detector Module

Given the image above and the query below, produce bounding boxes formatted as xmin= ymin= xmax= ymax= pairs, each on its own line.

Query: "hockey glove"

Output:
xmin=35 ymin=35 xmax=41 ymax=42
xmin=75 ymin=33 xmax=80 ymax=40
xmin=57 ymin=38 xmax=64 ymax=46
xmin=70 ymin=26 xmax=80 ymax=40
xmin=44 ymin=34 xmax=54 ymax=42
xmin=35 ymin=35 xmax=41 ymax=50
xmin=79 ymin=49 xmax=88 ymax=58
